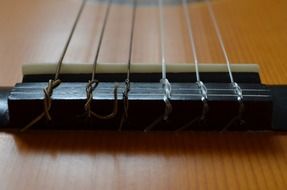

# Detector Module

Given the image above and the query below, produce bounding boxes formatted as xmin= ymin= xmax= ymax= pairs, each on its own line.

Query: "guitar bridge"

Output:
xmin=0 ymin=63 xmax=286 ymax=131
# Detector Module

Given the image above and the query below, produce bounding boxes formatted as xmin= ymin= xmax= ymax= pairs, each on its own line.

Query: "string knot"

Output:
xmin=196 ymin=81 xmax=209 ymax=120
xmin=85 ymin=80 xmax=99 ymax=117
xmin=160 ymin=78 xmax=172 ymax=120
xmin=232 ymin=82 xmax=243 ymax=101
xmin=123 ymin=79 xmax=130 ymax=110
xmin=221 ymin=83 xmax=245 ymax=131
xmin=119 ymin=80 xmax=130 ymax=131
xmin=85 ymin=81 xmax=119 ymax=120
xmin=43 ymin=79 xmax=61 ymax=120
xmin=20 ymin=79 xmax=61 ymax=132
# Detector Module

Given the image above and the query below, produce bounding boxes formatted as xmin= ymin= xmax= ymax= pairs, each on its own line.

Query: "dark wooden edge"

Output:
xmin=1 ymin=82 xmax=274 ymax=131
xmin=23 ymin=72 xmax=261 ymax=83
xmin=0 ymin=87 xmax=10 ymax=128
xmin=269 ymin=85 xmax=287 ymax=131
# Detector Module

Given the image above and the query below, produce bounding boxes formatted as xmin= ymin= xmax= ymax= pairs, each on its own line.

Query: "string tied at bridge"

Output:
xmin=119 ymin=79 xmax=130 ymax=131
xmin=20 ymin=79 xmax=61 ymax=132
xmin=197 ymin=81 xmax=209 ymax=120
xmin=222 ymin=98 xmax=245 ymax=131
xmin=20 ymin=0 xmax=87 ymax=132
xmin=84 ymin=80 xmax=119 ymax=120
xmin=119 ymin=0 xmax=137 ymax=131
xmin=232 ymin=82 xmax=243 ymax=101
xmin=221 ymin=82 xmax=245 ymax=131
xmin=206 ymin=0 xmax=246 ymax=130
xmin=43 ymin=79 xmax=61 ymax=120
xmin=160 ymin=78 xmax=172 ymax=121
xmin=85 ymin=80 xmax=99 ymax=118
xmin=82 ymin=0 xmax=119 ymax=121
xmin=174 ymin=0 xmax=209 ymax=132
xmin=176 ymin=81 xmax=209 ymax=132
xmin=143 ymin=0 xmax=173 ymax=132
xmin=157 ymin=0 xmax=173 ymax=122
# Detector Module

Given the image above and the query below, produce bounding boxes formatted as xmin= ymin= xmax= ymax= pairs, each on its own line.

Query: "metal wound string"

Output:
xmin=55 ymin=0 xmax=88 ymax=81
xmin=119 ymin=0 xmax=137 ymax=131
xmin=21 ymin=0 xmax=87 ymax=132
xmin=91 ymin=0 xmax=112 ymax=82
xmin=126 ymin=0 xmax=137 ymax=86
xmin=85 ymin=0 xmax=119 ymax=120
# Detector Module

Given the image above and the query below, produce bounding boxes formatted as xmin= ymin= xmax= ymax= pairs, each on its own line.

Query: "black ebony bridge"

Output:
xmin=0 ymin=64 xmax=286 ymax=132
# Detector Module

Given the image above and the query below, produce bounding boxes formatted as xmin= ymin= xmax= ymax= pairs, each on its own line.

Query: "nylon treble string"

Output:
xmin=205 ymin=0 xmax=242 ymax=101
xmin=144 ymin=0 xmax=172 ymax=132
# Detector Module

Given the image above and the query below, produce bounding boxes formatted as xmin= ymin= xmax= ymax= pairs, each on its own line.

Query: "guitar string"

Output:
xmin=22 ymin=0 xmax=243 ymax=132
xmin=144 ymin=0 xmax=172 ymax=132
xmin=119 ymin=0 xmax=137 ymax=131
xmin=85 ymin=0 xmax=119 ymax=119
xmin=206 ymin=0 xmax=243 ymax=96
xmin=91 ymin=0 xmax=112 ymax=82
xmin=205 ymin=0 xmax=244 ymax=129
xmin=205 ymin=0 xmax=242 ymax=99
xmin=182 ymin=0 xmax=208 ymax=100
xmin=205 ymin=0 xmax=234 ymax=83
xmin=21 ymin=0 xmax=87 ymax=131
xmin=54 ymin=0 xmax=88 ymax=81
xmin=159 ymin=0 xmax=172 ymax=121
xmin=183 ymin=0 xmax=200 ymax=82
xmin=175 ymin=0 xmax=209 ymax=131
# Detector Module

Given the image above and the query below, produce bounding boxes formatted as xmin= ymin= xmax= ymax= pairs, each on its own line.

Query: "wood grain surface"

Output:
xmin=0 ymin=0 xmax=287 ymax=189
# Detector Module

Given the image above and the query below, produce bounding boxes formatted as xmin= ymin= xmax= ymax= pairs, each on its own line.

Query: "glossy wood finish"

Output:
xmin=1 ymin=0 xmax=287 ymax=189
xmin=1 ymin=132 xmax=287 ymax=190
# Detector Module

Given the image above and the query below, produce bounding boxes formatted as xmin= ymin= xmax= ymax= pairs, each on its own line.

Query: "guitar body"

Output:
xmin=0 ymin=0 xmax=287 ymax=189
